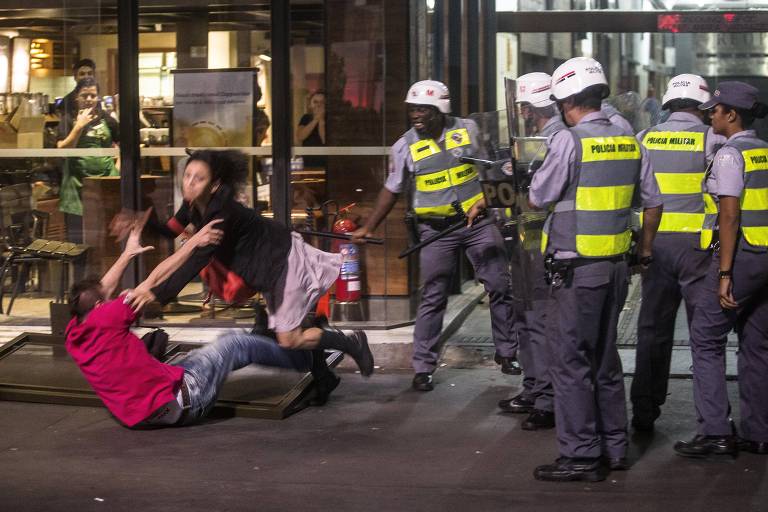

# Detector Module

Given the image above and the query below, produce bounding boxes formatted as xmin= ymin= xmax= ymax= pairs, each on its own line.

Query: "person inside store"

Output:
xmin=55 ymin=58 xmax=96 ymax=119
xmin=296 ymin=90 xmax=326 ymax=168
xmin=66 ymin=210 xmax=321 ymax=428
xmin=674 ymin=81 xmax=768 ymax=459
xmin=526 ymin=57 xmax=662 ymax=482
xmin=350 ymin=80 xmax=521 ymax=392
xmin=113 ymin=149 xmax=374 ymax=394
xmin=56 ymin=76 xmax=119 ymax=249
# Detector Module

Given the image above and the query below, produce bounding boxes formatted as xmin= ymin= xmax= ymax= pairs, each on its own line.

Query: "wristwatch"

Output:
xmin=719 ymin=269 xmax=733 ymax=279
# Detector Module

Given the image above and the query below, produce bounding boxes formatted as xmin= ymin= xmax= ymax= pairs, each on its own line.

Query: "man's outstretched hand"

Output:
xmin=124 ymin=208 xmax=155 ymax=257
xmin=122 ymin=286 xmax=156 ymax=313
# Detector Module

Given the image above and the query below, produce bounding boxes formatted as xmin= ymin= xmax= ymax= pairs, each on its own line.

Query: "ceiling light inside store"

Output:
xmin=11 ymin=37 xmax=30 ymax=93
xmin=258 ymin=54 xmax=272 ymax=62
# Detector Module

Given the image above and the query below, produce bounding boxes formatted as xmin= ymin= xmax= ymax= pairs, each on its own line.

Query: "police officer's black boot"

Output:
xmin=309 ymin=349 xmax=341 ymax=406
xmin=674 ymin=435 xmax=738 ymax=458
xmin=412 ymin=372 xmax=434 ymax=392
xmin=534 ymin=457 xmax=607 ymax=482
xmin=317 ymin=327 xmax=374 ymax=377
xmin=494 ymin=354 xmax=522 ymax=375
xmin=498 ymin=393 xmax=535 ymax=413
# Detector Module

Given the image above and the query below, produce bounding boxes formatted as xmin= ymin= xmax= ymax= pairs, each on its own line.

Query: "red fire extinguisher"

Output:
xmin=332 ymin=203 xmax=362 ymax=302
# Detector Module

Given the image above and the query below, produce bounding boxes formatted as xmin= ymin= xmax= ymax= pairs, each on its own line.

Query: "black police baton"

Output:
xmin=295 ymin=228 xmax=384 ymax=245
xmin=398 ymin=200 xmax=485 ymax=259
xmin=398 ymin=217 xmax=476 ymax=258
xmin=458 ymin=156 xmax=495 ymax=168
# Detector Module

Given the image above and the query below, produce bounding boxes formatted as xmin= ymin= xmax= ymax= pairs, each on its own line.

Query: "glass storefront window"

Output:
xmin=0 ymin=1 xmax=118 ymax=325
xmin=289 ymin=0 xmax=414 ymax=326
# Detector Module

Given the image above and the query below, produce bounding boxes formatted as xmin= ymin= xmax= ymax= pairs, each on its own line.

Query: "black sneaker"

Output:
xmin=412 ymin=372 xmax=434 ymax=392
xmin=534 ymin=457 xmax=607 ymax=482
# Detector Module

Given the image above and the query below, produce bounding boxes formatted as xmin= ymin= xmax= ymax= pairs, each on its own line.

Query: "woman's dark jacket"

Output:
xmin=151 ymin=186 xmax=292 ymax=304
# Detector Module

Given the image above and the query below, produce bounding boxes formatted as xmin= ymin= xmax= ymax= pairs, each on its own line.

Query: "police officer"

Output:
xmin=528 ymin=58 xmax=663 ymax=482
xmin=351 ymin=80 xmax=519 ymax=391
xmin=630 ymin=74 xmax=726 ymax=432
xmin=601 ymin=101 xmax=635 ymax=134
xmin=675 ymin=81 xmax=768 ymax=458
xmin=497 ymin=72 xmax=565 ymax=431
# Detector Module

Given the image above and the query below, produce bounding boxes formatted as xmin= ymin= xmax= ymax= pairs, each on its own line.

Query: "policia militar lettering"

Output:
xmin=629 ymin=74 xmax=726 ymax=433
xmin=352 ymin=80 xmax=520 ymax=391
xmin=527 ymin=58 xmax=663 ymax=483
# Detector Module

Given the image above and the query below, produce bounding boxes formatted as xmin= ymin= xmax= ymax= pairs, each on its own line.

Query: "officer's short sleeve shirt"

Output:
xmin=528 ymin=129 xmax=576 ymax=209
xmin=710 ymin=130 xmax=755 ymax=198
xmin=384 ymin=137 xmax=411 ymax=194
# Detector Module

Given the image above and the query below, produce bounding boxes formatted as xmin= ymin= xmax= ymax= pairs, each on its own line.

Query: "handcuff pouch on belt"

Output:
xmin=544 ymin=254 xmax=573 ymax=288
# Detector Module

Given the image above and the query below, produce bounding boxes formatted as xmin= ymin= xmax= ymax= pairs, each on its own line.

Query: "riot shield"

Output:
xmin=465 ymin=81 xmax=549 ymax=309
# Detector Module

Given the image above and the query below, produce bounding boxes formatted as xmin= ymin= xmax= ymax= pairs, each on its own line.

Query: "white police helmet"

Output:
xmin=550 ymin=57 xmax=609 ymax=101
xmin=516 ymin=72 xmax=555 ymax=107
xmin=662 ymin=74 xmax=711 ymax=109
xmin=405 ymin=80 xmax=451 ymax=114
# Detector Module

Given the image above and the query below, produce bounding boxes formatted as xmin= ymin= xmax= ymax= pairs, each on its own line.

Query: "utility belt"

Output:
xmin=416 ymin=213 xmax=465 ymax=231
xmin=543 ymin=254 xmax=626 ymax=287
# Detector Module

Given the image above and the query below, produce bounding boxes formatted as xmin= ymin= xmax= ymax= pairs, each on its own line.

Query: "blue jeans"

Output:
xmin=173 ymin=333 xmax=311 ymax=423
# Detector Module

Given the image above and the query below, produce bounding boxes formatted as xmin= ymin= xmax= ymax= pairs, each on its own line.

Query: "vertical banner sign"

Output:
xmin=172 ymin=69 xmax=254 ymax=148
xmin=171 ymin=68 xmax=256 ymax=207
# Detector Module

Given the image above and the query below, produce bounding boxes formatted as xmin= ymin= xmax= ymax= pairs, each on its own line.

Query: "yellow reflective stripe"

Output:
xmin=655 ymin=172 xmax=704 ymax=195
xmin=415 ymin=165 xmax=477 ymax=192
xmin=449 ymin=164 xmax=477 ymax=186
xmin=642 ymin=131 xmax=704 ymax=152
xmin=445 ymin=128 xmax=471 ymax=150
xmin=415 ymin=170 xmax=451 ymax=192
xmin=575 ymin=185 xmax=635 ymax=211
xmin=742 ymin=227 xmax=768 ymax=247
xmin=576 ymin=231 xmax=632 ymax=257
xmin=700 ymin=229 xmax=713 ymax=250
xmin=540 ymin=230 xmax=548 ymax=255
xmin=409 ymin=139 xmax=441 ymax=163
xmin=703 ymin=193 xmax=718 ymax=214
xmin=742 ymin=148 xmax=768 ymax=172
xmin=461 ymin=192 xmax=485 ymax=215
xmin=414 ymin=204 xmax=453 ymax=216
xmin=658 ymin=212 xmax=704 ymax=233
xmin=413 ymin=192 xmax=484 ymax=217
xmin=581 ymin=137 xmax=640 ymax=163
xmin=741 ymin=187 xmax=768 ymax=211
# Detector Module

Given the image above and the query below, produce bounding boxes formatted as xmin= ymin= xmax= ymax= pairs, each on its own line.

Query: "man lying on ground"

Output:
xmin=65 ymin=210 xmax=328 ymax=428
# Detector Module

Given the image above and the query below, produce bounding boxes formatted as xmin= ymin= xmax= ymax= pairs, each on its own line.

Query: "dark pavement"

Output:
xmin=0 ymin=368 xmax=766 ymax=512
